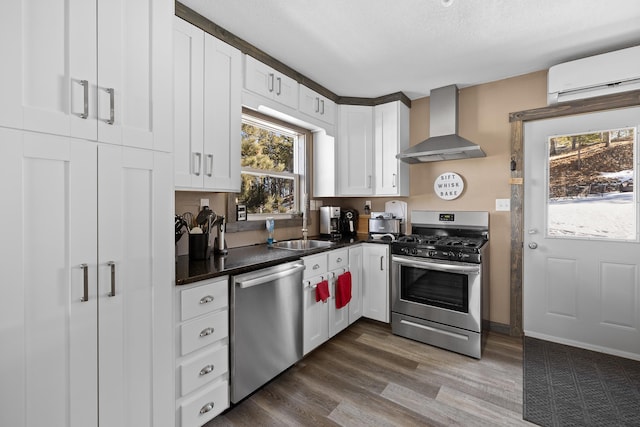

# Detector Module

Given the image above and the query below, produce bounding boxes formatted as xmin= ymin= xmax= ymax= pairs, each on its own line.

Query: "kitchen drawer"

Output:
xmin=179 ymin=379 xmax=229 ymax=427
xmin=328 ymin=248 xmax=349 ymax=271
xmin=302 ymin=253 xmax=327 ymax=279
xmin=180 ymin=310 xmax=228 ymax=356
xmin=181 ymin=278 xmax=228 ymax=322
xmin=179 ymin=345 xmax=228 ymax=397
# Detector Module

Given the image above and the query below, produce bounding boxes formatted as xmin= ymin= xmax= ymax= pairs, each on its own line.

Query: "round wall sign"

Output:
xmin=434 ymin=172 xmax=464 ymax=200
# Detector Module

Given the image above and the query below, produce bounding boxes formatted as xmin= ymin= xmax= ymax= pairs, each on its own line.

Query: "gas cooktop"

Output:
xmin=392 ymin=234 xmax=487 ymax=263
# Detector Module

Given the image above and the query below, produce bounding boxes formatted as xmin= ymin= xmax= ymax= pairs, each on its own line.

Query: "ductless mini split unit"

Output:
xmin=547 ymin=44 xmax=640 ymax=104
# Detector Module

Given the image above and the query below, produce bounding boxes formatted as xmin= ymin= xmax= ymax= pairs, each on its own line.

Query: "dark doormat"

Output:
xmin=523 ymin=336 xmax=640 ymax=426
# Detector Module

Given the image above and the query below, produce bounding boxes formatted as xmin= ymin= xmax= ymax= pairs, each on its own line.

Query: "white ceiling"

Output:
xmin=179 ymin=0 xmax=640 ymax=100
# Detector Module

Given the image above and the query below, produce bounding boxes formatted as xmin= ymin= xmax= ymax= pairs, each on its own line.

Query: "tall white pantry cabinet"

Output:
xmin=0 ymin=1 xmax=175 ymax=427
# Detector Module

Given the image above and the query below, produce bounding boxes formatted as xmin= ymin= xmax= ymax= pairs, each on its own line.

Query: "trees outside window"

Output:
xmin=240 ymin=116 xmax=301 ymax=216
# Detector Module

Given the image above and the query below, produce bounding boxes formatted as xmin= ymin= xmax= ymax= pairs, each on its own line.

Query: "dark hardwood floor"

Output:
xmin=208 ymin=319 xmax=535 ymax=426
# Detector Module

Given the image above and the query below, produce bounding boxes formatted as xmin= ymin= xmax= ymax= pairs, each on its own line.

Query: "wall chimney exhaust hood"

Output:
xmin=396 ymin=84 xmax=485 ymax=163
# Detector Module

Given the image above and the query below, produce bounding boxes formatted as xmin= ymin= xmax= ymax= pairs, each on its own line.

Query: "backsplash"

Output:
xmin=175 ymin=191 xmax=320 ymax=255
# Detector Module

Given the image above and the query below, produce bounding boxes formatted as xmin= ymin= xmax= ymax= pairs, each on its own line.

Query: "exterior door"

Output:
xmin=0 ymin=129 xmax=98 ymax=427
xmin=524 ymin=107 xmax=640 ymax=359
xmin=98 ymin=145 xmax=173 ymax=427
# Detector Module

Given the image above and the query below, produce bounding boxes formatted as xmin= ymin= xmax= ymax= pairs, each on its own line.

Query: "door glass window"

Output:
xmin=547 ymin=127 xmax=636 ymax=240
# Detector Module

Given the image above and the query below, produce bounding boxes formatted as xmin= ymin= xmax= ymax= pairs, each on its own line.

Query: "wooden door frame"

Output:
xmin=508 ymin=89 xmax=640 ymax=336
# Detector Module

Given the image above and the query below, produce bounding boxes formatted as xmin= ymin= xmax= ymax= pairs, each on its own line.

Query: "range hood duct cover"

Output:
xmin=397 ymin=84 xmax=485 ymax=163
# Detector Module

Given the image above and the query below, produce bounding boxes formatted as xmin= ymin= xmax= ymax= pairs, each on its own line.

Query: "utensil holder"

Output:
xmin=189 ymin=233 xmax=211 ymax=260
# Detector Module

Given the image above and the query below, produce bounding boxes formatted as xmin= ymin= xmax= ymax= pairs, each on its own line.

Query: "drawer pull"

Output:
xmin=199 ymin=402 xmax=215 ymax=415
xmin=336 ymin=257 xmax=342 ymax=263
xmin=313 ymin=264 xmax=320 ymax=270
xmin=199 ymin=327 xmax=215 ymax=338
xmin=199 ymin=364 xmax=215 ymax=376
xmin=199 ymin=295 xmax=214 ymax=304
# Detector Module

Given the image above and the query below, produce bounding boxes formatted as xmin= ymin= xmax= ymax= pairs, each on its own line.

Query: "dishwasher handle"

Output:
xmin=235 ymin=264 xmax=306 ymax=289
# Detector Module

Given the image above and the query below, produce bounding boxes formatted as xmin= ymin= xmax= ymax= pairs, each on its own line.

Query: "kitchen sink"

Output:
xmin=272 ymin=239 xmax=334 ymax=251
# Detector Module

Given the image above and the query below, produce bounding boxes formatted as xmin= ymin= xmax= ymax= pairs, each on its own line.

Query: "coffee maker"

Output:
xmin=340 ymin=208 xmax=359 ymax=237
xmin=320 ymin=206 xmax=341 ymax=239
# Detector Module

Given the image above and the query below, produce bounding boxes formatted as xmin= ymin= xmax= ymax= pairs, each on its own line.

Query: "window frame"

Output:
xmin=240 ymin=109 xmax=309 ymax=222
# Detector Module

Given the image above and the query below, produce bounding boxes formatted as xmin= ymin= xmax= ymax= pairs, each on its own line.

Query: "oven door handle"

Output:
xmin=392 ymin=256 xmax=480 ymax=274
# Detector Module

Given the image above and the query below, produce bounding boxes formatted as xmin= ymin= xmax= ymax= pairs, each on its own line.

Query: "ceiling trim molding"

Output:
xmin=175 ymin=1 xmax=411 ymax=108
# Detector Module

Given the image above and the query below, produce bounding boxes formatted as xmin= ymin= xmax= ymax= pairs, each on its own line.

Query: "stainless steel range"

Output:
xmin=391 ymin=211 xmax=489 ymax=358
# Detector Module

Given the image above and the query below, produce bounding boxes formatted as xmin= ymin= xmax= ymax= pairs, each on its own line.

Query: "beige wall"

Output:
xmin=406 ymin=70 xmax=548 ymax=325
xmin=175 ymin=70 xmax=549 ymax=326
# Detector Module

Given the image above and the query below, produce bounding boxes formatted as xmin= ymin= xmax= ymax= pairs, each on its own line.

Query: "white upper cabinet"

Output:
xmin=337 ymin=105 xmax=375 ymax=196
xmin=299 ymin=85 xmax=336 ymax=126
xmin=332 ymin=101 xmax=409 ymax=197
xmin=173 ymin=17 xmax=242 ymax=192
xmin=0 ymin=0 xmax=173 ymax=151
xmin=374 ymin=101 xmax=410 ymax=196
xmin=244 ymin=55 xmax=298 ymax=109
xmin=174 ymin=18 xmax=204 ymax=188
xmin=203 ymin=34 xmax=242 ymax=192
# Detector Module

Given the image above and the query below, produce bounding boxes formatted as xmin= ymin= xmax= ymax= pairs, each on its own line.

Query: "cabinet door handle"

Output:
xmin=105 ymin=88 xmax=115 ymax=125
xmin=107 ymin=261 xmax=116 ymax=297
xmin=199 ymin=327 xmax=215 ymax=337
xmin=199 ymin=402 xmax=215 ymax=415
xmin=192 ymin=152 xmax=202 ymax=176
xmin=368 ymin=175 xmax=372 ymax=189
xmin=320 ymin=99 xmax=325 ymax=115
xmin=276 ymin=77 xmax=282 ymax=95
xmin=199 ymin=295 xmax=214 ymax=304
xmin=79 ymin=80 xmax=89 ymax=119
xmin=205 ymin=154 xmax=213 ymax=177
xmin=268 ymin=73 xmax=274 ymax=92
xmin=392 ymin=173 xmax=397 ymax=188
xmin=199 ymin=364 xmax=215 ymax=376
xmin=80 ymin=263 xmax=89 ymax=302
xmin=315 ymin=97 xmax=319 ymax=113
xmin=380 ymin=256 xmax=384 ymax=271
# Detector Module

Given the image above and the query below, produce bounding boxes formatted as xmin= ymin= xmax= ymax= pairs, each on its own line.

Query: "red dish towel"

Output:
xmin=335 ymin=271 xmax=352 ymax=309
xmin=315 ymin=280 xmax=330 ymax=303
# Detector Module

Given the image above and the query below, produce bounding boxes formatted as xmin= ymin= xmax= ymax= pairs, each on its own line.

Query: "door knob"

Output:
xmin=528 ymin=242 xmax=538 ymax=249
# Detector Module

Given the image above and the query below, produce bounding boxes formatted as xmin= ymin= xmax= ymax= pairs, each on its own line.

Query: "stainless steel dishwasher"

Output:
xmin=230 ymin=261 xmax=305 ymax=403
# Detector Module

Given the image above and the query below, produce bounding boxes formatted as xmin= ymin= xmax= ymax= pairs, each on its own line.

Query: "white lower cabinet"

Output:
xmin=302 ymin=253 xmax=330 ymax=355
xmin=348 ymin=245 xmax=364 ymax=324
xmin=362 ymin=243 xmax=390 ymax=323
xmin=0 ymin=128 xmax=174 ymax=427
xmin=175 ymin=276 xmax=230 ymax=427
xmin=302 ymin=248 xmax=361 ymax=355
xmin=328 ymin=248 xmax=350 ymax=337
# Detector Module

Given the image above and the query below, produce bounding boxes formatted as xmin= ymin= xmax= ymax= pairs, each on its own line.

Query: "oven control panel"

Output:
xmin=392 ymin=246 xmax=481 ymax=263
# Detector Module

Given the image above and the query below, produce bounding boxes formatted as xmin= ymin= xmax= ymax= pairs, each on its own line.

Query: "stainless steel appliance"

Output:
xmin=230 ymin=261 xmax=306 ymax=403
xmin=320 ymin=206 xmax=341 ymax=239
xmin=340 ymin=208 xmax=359 ymax=237
xmin=391 ymin=211 xmax=489 ymax=358
xmin=369 ymin=212 xmax=402 ymax=240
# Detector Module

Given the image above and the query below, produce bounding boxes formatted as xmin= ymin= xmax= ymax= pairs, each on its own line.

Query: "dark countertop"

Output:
xmin=176 ymin=235 xmax=387 ymax=286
